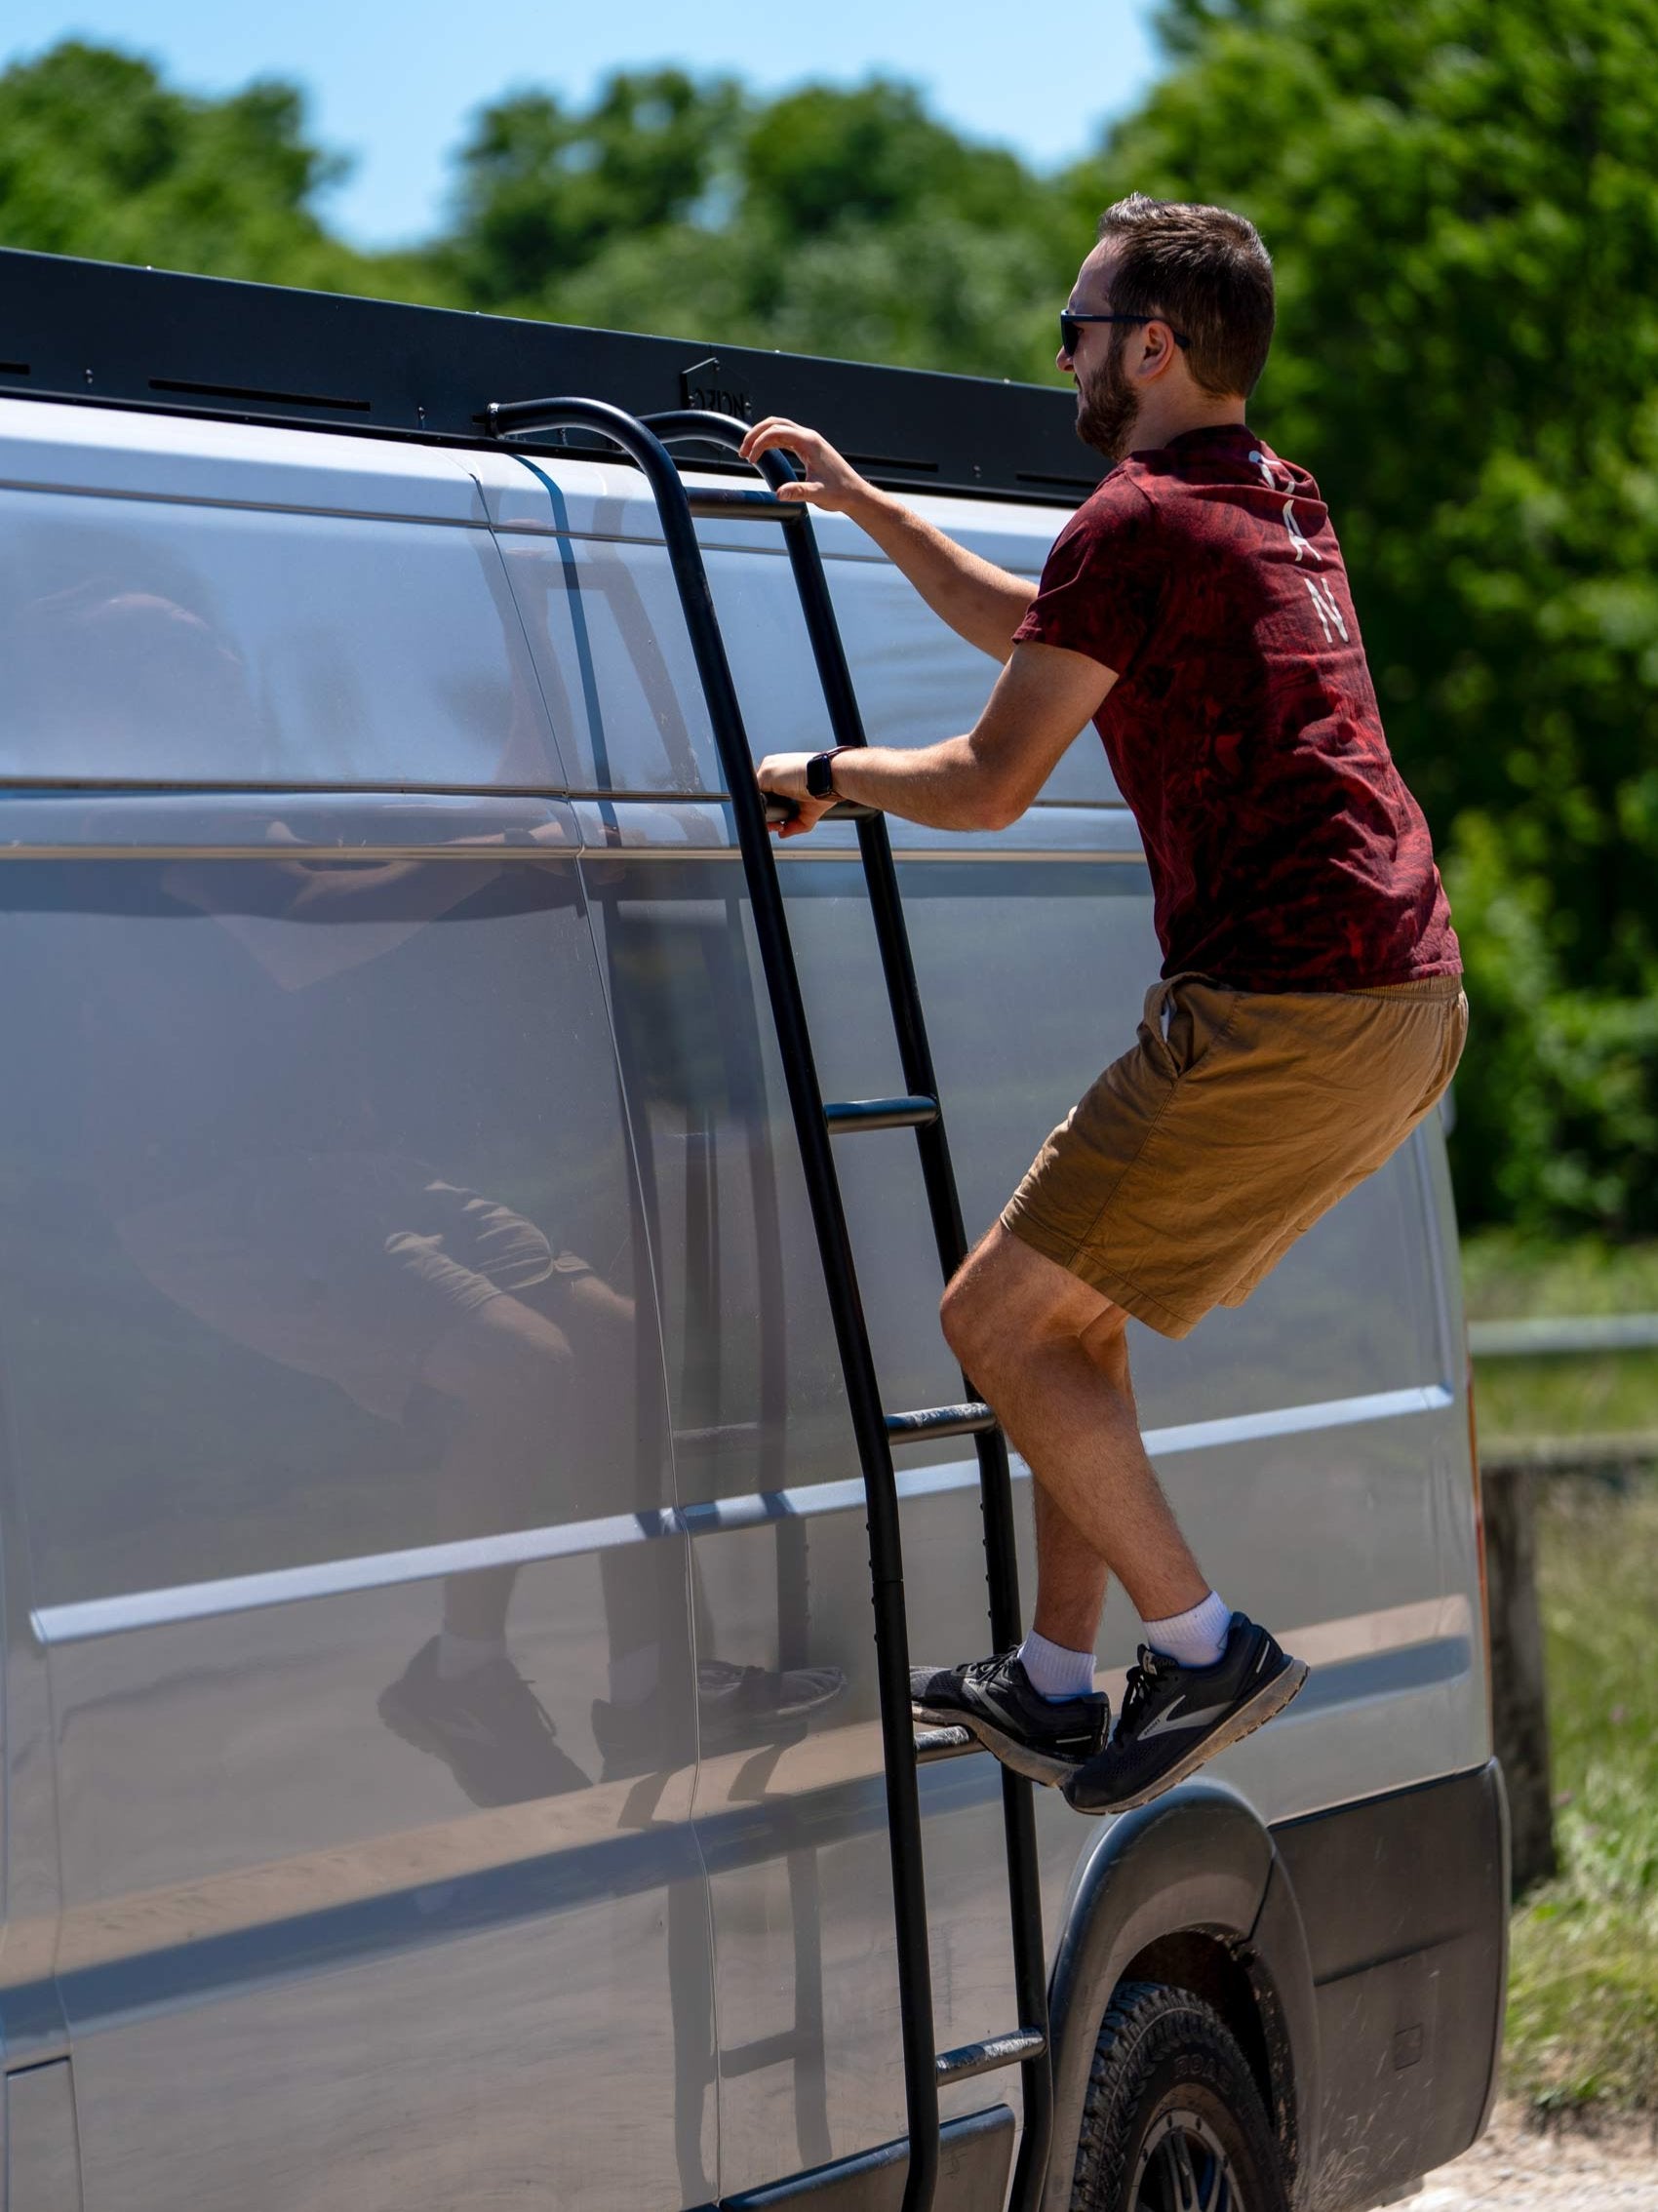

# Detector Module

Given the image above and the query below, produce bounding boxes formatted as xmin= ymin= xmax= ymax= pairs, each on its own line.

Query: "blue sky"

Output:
xmin=2 ymin=0 xmax=1163 ymax=248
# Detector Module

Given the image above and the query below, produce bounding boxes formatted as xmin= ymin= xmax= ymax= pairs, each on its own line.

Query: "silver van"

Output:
xmin=0 ymin=251 xmax=1505 ymax=2212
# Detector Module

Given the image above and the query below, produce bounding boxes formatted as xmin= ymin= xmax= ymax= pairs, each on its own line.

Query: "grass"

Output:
xmin=1455 ymin=1237 xmax=1658 ymax=2114
xmin=1461 ymin=1234 xmax=1658 ymax=1322
xmin=1474 ymin=1351 xmax=1658 ymax=1442
xmin=1503 ymin=1471 xmax=1658 ymax=2118
xmin=1461 ymin=1232 xmax=1658 ymax=1446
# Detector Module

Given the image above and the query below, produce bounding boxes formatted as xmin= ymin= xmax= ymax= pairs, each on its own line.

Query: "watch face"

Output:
xmin=808 ymin=752 xmax=835 ymax=798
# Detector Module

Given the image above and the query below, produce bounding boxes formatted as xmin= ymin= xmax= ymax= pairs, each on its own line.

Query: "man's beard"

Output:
xmin=1074 ymin=340 xmax=1140 ymax=462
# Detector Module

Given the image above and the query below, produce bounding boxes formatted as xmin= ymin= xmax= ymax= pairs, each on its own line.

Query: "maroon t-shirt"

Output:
xmin=1013 ymin=423 xmax=1459 ymax=991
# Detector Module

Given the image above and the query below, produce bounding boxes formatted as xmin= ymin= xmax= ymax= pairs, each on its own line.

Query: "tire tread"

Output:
xmin=1070 ymin=1978 xmax=1286 ymax=2212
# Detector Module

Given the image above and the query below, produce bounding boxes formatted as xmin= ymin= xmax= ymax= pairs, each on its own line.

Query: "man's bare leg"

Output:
xmin=941 ymin=1222 xmax=1207 ymax=1633
xmin=419 ymin=1290 xmax=575 ymax=1649
xmin=1029 ymin=1484 xmax=1110 ymax=1657
xmin=907 ymin=1221 xmax=1206 ymax=1782
xmin=1026 ymin=1314 xmax=1152 ymax=1651
xmin=930 ymin=1221 xmax=1307 ymax=1813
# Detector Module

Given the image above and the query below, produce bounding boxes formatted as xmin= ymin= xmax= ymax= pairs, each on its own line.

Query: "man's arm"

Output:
xmin=757 ymin=640 xmax=1116 ymax=838
xmin=738 ymin=416 xmax=1036 ymax=662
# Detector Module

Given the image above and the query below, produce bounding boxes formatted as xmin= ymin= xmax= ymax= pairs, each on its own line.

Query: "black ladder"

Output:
xmin=482 ymin=395 xmax=1053 ymax=2212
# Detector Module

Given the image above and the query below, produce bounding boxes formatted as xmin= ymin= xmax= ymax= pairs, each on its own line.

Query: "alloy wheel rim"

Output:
xmin=1132 ymin=2105 xmax=1245 ymax=2212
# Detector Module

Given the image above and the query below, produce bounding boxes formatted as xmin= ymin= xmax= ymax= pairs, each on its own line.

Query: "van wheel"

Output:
xmin=1070 ymin=1980 xmax=1287 ymax=2212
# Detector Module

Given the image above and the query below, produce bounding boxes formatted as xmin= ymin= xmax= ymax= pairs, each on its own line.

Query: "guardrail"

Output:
xmin=1469 ymin=1313 xmax=1658 ymax=1357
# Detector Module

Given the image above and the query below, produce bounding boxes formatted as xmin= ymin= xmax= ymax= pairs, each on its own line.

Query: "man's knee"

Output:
xmin=938 ymin=1266 xmax=985 ymax=1366
xmin=940 ymin=1225 xmax=1129 ymax=1379
xmin=938 ymin=1232 xmax=1045 ymax=1375
xmin=1079 ymin=1302 xmax=1132 ymax=1390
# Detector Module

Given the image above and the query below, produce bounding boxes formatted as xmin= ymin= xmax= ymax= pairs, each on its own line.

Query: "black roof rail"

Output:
xmin=0 ymin=248 xmax=1104 ymax=506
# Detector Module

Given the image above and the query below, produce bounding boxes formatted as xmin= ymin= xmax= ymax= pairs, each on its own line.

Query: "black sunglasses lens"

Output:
xmin=1060 ymin=312 xmax=1078 ymax=354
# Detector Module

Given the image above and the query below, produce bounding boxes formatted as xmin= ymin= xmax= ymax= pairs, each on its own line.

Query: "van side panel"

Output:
xmin=1274 ymin=1765 xmax=1508 ymax=2208
xmin=0 ymin=492 xmax=563 ymax=790
xmin=474 ymin=454 xmax=1122 ymax=805
xmin=0 ymin=395 xmax=1497 ymax=2211
xmin=0 ymin=792 xmax=713 ymax=2209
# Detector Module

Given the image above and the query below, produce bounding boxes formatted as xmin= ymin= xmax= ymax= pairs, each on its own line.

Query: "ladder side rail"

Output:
xmin=770 ymin=492 xmax=1058 ymax=2212
xmin=641 ymin=416 xmax=1003 ymax=1300
xmin=484 ymin=395 xmax=942 ymax=2212
xmin=752 ymin=448 xmax=1057 ymax=2208
xmin=646 ymin=410 xmax=1054 ymax=2210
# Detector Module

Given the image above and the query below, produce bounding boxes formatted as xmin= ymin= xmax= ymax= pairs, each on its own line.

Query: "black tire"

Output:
xmin=1070 ymin=1980 xmax=1288 ymax=2212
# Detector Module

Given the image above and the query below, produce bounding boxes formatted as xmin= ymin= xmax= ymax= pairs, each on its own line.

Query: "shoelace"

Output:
xmin=472 ymin=1659 xmax=559 ymax=1743
xmin=1117 ymin=1646 xmax=1167 ymax=1736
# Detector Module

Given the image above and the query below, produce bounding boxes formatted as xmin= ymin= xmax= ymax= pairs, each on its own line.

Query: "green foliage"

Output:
xmin=740 ymin=79 xmax=1043 ymax=243
xmin=440 ymin=69 xmax=743 ymax=310
xmin=1070 ymin=0 xmax=1658 ymax=1236
xmin=1446 ymin=817 xmax=1658 ymax=1232
xmin=0 ymin=40 xmax=401 ymax=295
xmin=442 ymin=68 xmax=1073 ymax=378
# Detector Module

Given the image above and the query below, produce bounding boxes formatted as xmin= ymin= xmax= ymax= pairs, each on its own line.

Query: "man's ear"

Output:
xmin=1137 ymin=320 xmax=1184 ymax=382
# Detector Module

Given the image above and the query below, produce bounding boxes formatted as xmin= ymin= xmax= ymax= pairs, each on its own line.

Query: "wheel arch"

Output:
xmin=1043 ymin=1782 xmax=1320 ymax=2212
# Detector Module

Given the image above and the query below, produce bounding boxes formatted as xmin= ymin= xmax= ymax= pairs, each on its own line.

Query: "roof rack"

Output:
xmin=0 ymin=248 xmax=1104 ymax=507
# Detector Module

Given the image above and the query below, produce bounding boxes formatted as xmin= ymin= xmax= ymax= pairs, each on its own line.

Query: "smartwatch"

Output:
xmin=806 ymin=749 xmax=842 ymax=801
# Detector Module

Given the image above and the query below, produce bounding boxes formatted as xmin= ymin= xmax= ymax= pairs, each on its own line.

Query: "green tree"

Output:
xmin=1070 ymin=0 xmax=1658 ymax=1233
xmin=0 ymin=40 xmax=406 ymax=295
xmin=440 ymin=68 xmax=745 ymax=310
xmin=740 ymin=78 xmax=1042 ymax=242
xmin=449 ymin=70 xmax=1075 ymax=379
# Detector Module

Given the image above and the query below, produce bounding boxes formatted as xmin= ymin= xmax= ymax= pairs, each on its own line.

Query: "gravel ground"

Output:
xmin=1416 ymin=2105 xmax=1658 ymax=2209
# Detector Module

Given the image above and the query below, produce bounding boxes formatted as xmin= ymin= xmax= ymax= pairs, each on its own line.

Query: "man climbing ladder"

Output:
xmin=745 ymin=192 xmax=1466 ymax=1818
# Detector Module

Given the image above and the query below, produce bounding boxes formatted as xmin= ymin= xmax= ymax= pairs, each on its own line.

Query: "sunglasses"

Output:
xmin=1060 ymin=310 xmax=1192 ymax=357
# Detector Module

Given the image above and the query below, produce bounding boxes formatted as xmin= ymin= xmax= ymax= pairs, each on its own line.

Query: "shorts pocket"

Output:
xmin=1159 ymin=977 xmax=1242 ymax=1081
xmin=1410 ymin=992 xmax=1469 ymax=1118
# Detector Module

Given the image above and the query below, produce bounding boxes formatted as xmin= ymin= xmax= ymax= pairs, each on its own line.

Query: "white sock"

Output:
xmin=1016 ymin=1630 xmax=1097 ymax=1703
xmin=437 ymin=1629 xmax=508 ymax=1681
xmin=607 ymin=1642 xmax=660 ymax=1708
xmin=1143 ymin=1592 xmax=1232 ymax=1671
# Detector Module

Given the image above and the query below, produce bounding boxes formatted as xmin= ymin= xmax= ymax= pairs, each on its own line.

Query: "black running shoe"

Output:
xmin=1061 ymin=1614 xmax=1307 ymax=1817
xmin=910 ymin=1652 xmax=1110 ymax=1785
xmin=590 ymin=1660 xmax=847 ymax=1777
xmin=695 ymin=1659 xmax=846 ymax=1746
xmin=378 ymin=1638 xmax=590 ymax=1806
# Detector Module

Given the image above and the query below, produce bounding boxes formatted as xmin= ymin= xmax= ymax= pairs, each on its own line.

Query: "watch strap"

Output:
xmin=806 ymin=749 xmax=841 ymax=800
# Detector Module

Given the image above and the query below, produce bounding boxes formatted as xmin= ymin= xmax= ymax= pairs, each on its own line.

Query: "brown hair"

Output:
xmin=1096 ymin=194 xmax=1275 ymax=399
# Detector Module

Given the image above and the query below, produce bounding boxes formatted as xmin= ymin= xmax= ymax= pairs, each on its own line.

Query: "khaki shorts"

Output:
xmin=1000 ymin=971 xmax=1467 ymax=1339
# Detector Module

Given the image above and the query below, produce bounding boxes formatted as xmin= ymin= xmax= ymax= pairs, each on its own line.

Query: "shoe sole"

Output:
xmin=377 ymin=1685 xmax=438 ymax=1760
xmin=910 ymin=1698 xmax=1080 ymax=1787
xmin=377 ymin=1680 xmax=477 ymax=1769
xmin=1063 ymin=1658 xmax=1310 ymax=1817
xmin=377 ymin=1684 xmax=513 ymax=1809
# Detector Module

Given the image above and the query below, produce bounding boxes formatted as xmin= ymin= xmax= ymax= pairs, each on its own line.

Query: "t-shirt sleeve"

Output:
xmin=1011 ymin=478 xmax=1162 ymax=678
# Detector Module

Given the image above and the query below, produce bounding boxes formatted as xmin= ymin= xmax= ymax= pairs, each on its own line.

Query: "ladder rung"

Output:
xmin=915 ymin=1724 xmax=977 ymax=1764
xmin=824 ymin=1094 xmax=938 ymax=1133
xmin=687 ymin=487 xmax=802 ymax=521
xmin=764 ymin=796 xmax=878 ymax=824
xmin=673 ymin=1420 xmax=762 ymax=1452
xmin=885 ymin=1401 xmax=997 ymax=1442
xmin=720 ymin=2028 xmax=807 ymax=2078
xmin=934 ymin=2028 xmax=1047 ymax=2087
